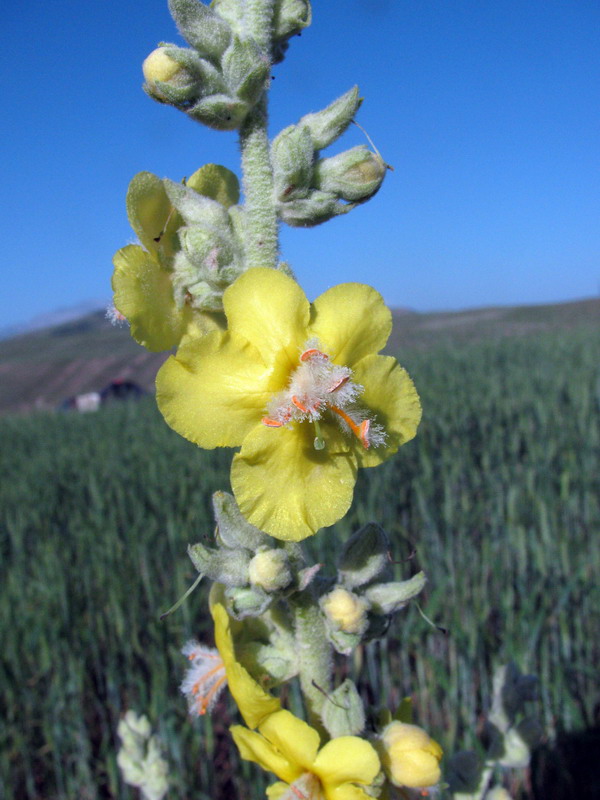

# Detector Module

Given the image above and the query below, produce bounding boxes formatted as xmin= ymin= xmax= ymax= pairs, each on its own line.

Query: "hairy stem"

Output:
xmin=239 ymin=0 xmax=278 ymax=271
xmin=291 ymin=589 xmax=333 ymax=727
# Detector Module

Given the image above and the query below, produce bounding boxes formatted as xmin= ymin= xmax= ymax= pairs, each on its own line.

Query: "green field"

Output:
xmin=1 ymin=322 xmax=599 ymax=799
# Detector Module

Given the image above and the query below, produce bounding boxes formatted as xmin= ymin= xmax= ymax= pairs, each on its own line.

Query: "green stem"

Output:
xmin=291 ymin=588 xmax=333 ymax=726
xmin=239 ymin=0 xmax=279 ymax=271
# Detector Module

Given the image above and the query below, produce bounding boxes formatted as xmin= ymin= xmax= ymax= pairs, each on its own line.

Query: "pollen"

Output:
xmin=261 ymin=338 xmax=387 ymax=451
xmin=181 ymin=641 xmax=227 ymax=717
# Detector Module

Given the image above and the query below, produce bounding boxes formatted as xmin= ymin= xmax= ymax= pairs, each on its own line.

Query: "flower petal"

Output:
xmin=265 ymin=782 xmax=289 ymax=800
xmin=314 ymin=737 xmax=380 ymax=788
xmin=224 ymin=268 xmax=310 ymax=369
xmin=351 ymin=354 xmax=421 ymax=468
xmin=212 ymin=601 xmax=281 ymax=730
xmin=112 ymin=244 xmax=191 ymax=351
xmin=231 ymin=423 xmax=357 ymax=541
xmin=327 ymin=785 xmax=377 ymax=800
xmin=309 ymin=283 xmax=392 ymax=367
xmin=156 ymin=330 xmax=274 ymax=448
xmin=231 ymin=725 xmax=302 ymax=785
xmin=259 ymin=710 xmax=321 ymax=772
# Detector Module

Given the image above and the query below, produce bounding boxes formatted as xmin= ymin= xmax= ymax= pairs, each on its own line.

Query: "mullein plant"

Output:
xmin=112 ymin=2 xmax=538 ymax=798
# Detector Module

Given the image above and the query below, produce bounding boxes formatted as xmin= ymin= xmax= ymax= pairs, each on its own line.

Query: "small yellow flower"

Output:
xmin=379 ymin=721 xmax=442 ymax=789
xmin=210 ymin=588 xmax=281 ymax=730
xmin=157 ymin=267 xmax=421 ymax=540
xmin=232 ymin=709 xmax=381 ymax=800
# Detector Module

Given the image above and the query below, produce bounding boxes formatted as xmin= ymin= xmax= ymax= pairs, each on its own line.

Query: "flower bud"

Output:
xmin=212 ymin=491 xmax=269 ymax=550
xmin=272 ymin=0 xmax=312 ymax=62
xmin=271 ymin=125 xmax=314 ymax=201
xmin=222 ymin=37 xmax=269 ymax=105
xmin=298 ymin=85 xmax=361 ymax=150
xmin=364 ymin=572 xmax=426 ymax=615
xmin=313 ymin=145 xmax=386 ymax=202
xmin=338 ymin=522 xmax=390 ymax=589
xmin=168 ymin=0 xmax=232 ymax=63
xmin=321 ymin=679 xmax=366 ymax=738
xmin=225 ymin=584 xmax=272 ymax=619
xmin=379 ymin=721 xmax=442 ymax=789
xmin=188 ymin=93 xmax=249 ymax=130
xmin=321 ymin=587 xmax=369 ymax=635
xmin=278 ymin=189 xmax=353 ymax=227
xmin=248 ymin=549 xmax=292 ymax=592
xmin=187 ymin=542 xmax=251 ymax=586
xmin=144 ymin=45 xmax=224 ymax=110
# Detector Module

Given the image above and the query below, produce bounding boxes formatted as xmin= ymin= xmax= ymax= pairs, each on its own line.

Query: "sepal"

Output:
xmin=168 ymin=0 xmax=232 ymax=63
xmin=278 ymin=190 xmax=354 ymax=227
xmin=187 ymin=542 xmax=250 ymax=586
xmin=212 ymin=491 xmax=270 ymax=551
xmin=321 ymin=679 xmax=366 ymax=738
xmin=225 ymin=585 xmax=272 ymax=619
xmin=187 ymin=93 xmax=250 ymax=130
xmin=298 ymin=86 xmax=361 ymax=150
xmin=222 ymin=37 xmax=269 ymax=105
xmin=313 ymin=145 xmax=386 ymax=202
xmin=364 ymin=572 xmax=426 ymax=615
xmin=271 ymin=125 xmax=314 ymax=201
xmin=337 ymin=522 xmax=390 ymax=589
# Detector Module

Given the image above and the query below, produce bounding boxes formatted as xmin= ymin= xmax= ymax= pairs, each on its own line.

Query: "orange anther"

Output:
xmin=300 ymin=348 xmax=328 ymax=362
xmin=262 ymin=416 xmax=284 ymax=427
xmin=327 ymin=375 xmax=349 ymax=393
xmin=358 ymin=419 xmax=370 ymax=449
xmin=291 ymin=396 xmax=308 ymax=412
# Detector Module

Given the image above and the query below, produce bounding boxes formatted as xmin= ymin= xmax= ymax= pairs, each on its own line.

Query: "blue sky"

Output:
xmin=3 ymin=0 xmax=599 ymax=329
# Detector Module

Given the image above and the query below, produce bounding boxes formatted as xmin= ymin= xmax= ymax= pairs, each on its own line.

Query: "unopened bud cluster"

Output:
xmin=319 ymin=522 xmax=426 ymax=654
xmin=143 ymin=0 xmax=311 ymax=129
xmin=271 ymin=87 xmax=387 ymax=226
xmin=188 ymin=492 xmax=309 ymax=620
xmin=117 ymin=712 xmax=169 ymax=800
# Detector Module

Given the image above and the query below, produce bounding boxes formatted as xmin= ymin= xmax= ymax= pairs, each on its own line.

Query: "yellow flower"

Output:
xmin=210 ymin=588 xmax=281 ymax=730
xmin=157 ymin=267 xmax=421 ymax=540
xmin=232 ymin=709 xmax=380 ymax=800
xmin=379 ymin=721 xmax=442 ymax=789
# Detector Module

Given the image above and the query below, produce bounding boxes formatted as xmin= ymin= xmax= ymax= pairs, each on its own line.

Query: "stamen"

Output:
xmin=291 ymin=395 xmax=308 ymax=413
xmin=194 ymin=674 xmax=227 ymax=715
xmin=262 ymin=416 xmax=284 ymax=427
xmin=328 ymin=405 xmax=370 ymax=449
xmin=300 ymin=348 xmax=328 ymax=362
xmin=327 ymin=375 xmax=349 ymax=393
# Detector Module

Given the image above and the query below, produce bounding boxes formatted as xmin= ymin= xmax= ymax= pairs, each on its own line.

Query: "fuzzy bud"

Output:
xmin=187 ymin=542 xmax=250 ymax=586
xmin=278 ymin=189 xmax=353 ymax=227
xmin=117 ymin=712 xmax=169 ymax=800
xmin=364 ymin=572 xmax=426 ymax=615
xmin=271 ymin=125 xmax=314 ymax=201
xmin=337 ymin=522 xmax=390 ymax=589
xmin=321 ymin=679 xmax=366 ymax=738
xmin=321 ymin=587 xmax=369 ymax=635
xmin=188 ymin=93 xmax=249 ymax=130
xmin=168 ymin=0 xmax=232 ymax=64
xmin=222 ymin=37 xmax=269 ymax=105
xmin=225 ymin=584 xmax=272 ymax=619
xmin=272 ymin=0 xmax=312 ymax=62
xmin=313 ymin=145 xmax=386 ymax=203
xmin=298 ymin=86 xmax=362 ymax=150
xmin=379 ymin=721 xmax=442 ymax=790
xmin=143 ymin=47 xmax=203 ymax=106
xmin=248 ymin=549 xmax=292 ymax=592
xmin=212 ymin=491 xmax=269 ymax=551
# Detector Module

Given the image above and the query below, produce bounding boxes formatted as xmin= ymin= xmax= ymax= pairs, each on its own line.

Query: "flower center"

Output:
xmin=261 ymin=340 xmax=386 ymax=451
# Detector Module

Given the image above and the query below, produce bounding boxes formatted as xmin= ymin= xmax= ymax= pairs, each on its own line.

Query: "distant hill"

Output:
xmin=0 ymin=297 xmax=598 ymax=416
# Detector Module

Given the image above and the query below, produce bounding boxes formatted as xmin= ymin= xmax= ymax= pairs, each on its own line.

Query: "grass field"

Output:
xmin=1 ymin=321 xmax=599 ymax=799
